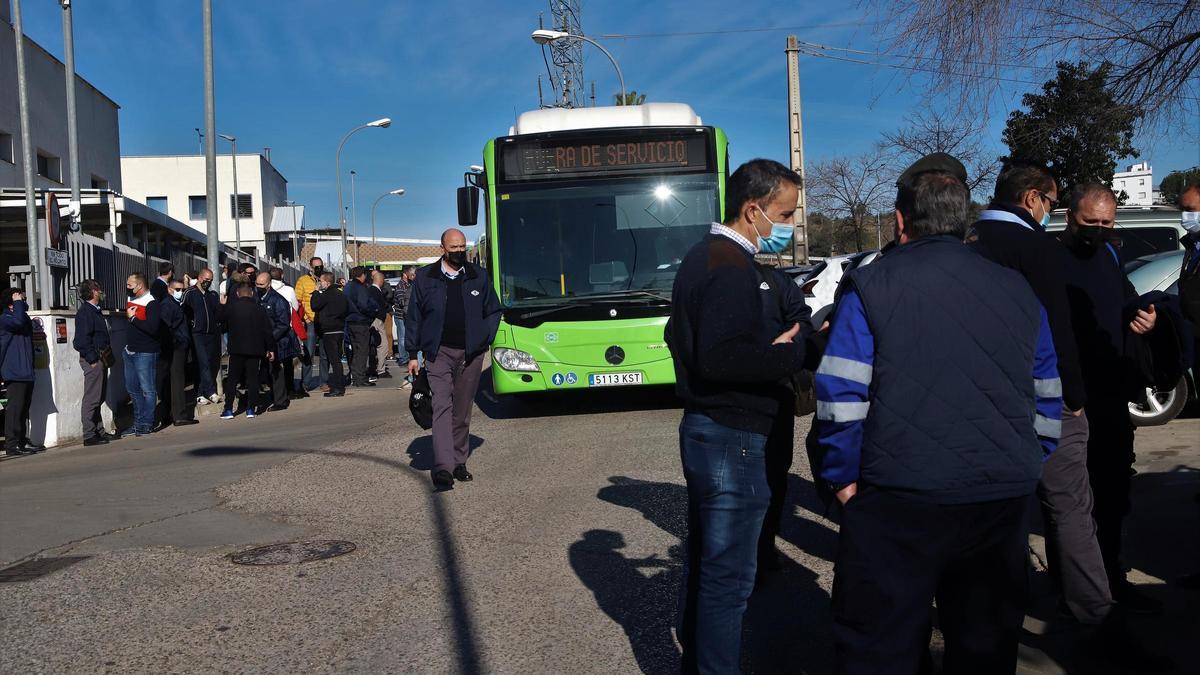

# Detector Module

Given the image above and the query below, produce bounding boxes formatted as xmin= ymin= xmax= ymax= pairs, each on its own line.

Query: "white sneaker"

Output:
xmin=209 ymin=394 xmax=221 ymax=404
xmin=196 ymin=396 xmax=210 ymax=406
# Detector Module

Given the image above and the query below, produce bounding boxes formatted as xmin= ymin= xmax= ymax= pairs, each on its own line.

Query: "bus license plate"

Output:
xmin=588 ymin=372 xmax=643 ymax=387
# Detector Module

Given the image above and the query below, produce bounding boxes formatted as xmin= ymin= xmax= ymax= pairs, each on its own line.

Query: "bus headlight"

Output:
xmin=493 ymin=347 xmax=540 ymax=372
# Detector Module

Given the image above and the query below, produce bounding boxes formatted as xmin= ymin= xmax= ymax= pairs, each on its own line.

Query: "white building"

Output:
xmin=121 ymin=153 xmax=298 ymax=257
xmin=1113 ymin=162 xmax=1155 ymax=206
xmin=0 ymin=3 xmax=122 ymax=193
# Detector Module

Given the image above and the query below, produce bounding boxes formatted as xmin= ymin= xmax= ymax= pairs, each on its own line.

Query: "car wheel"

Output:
xmin=1128 ymin=378 xmax=1188 ymax=426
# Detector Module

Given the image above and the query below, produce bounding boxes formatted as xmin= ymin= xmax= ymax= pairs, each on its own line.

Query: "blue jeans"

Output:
xmin=393 ymin=315 xmax=407 ymax=361
xmin=123 ymin=348 xmax=158 ymax=433
xmin=301 ymin=322 xmax=328 ymax=389
xmin=677 ymin=412 xmax=770 ymax=675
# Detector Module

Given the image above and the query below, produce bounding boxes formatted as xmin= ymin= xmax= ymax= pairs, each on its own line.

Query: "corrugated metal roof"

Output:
xmin=267 ymin=204 xmax=305 ymax=233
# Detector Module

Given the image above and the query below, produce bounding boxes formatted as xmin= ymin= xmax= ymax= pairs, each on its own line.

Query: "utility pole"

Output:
xmin=202 ymin=0 xmax=220 ymax=280
xmin=60 ymin=1 xmax=81 ymax=227
xmin=13 ymin=0 xmax=40 ymax=307
xmin=785 ymin=36 xmax=809 ymax=265
xmin=547 ymin=0 xmax=585 ymax=108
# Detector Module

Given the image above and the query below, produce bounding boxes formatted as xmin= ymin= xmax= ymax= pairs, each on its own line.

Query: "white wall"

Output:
xmin=121 ymin=154 xmax=286 ymax=255
xmin=0 ymin=19 xmax=122 ymax=192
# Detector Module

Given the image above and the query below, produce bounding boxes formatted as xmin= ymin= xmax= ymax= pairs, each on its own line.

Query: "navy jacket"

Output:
xmin=159 ymin=296 xmax=189 ymax=351
xmin=817 ymin=236 xmax=1061 ymax=504
xmin=73 ymin=301 xmax=111 ymax=364
xmin=405 ymin=261 xmax=501 ymax=362
xmin=967 ymin=204 xmax=1085 ymax=410
xmin=183 ymin=286 xmax=219 ymax=334
xmin=666 ymin=233 xmax=808 ymax=434
xmin=0 ymin=300 xmax=35 ymax=382
xmin=259 ymin=288 xmax=300 ymax=359
xmin=125 ymin=292 xmax=162 ymax=354
xmin=343 ymin=279 xmax=379 ymax=325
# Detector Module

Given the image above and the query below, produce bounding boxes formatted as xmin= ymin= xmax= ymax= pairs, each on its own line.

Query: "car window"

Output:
xmin=1114 ymin=227 xmax=1179 ymax=261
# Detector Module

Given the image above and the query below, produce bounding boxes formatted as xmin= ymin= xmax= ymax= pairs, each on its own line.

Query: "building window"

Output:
xmin=189 ymin=196 xmax=208 ymax=220
xmin=1139 ymin=178 xmax=1145 ymax=185
xmin=36 ymin=150 xmax=62 ymax=182
xmin=230 ymin=193 xmax=253 ymax=219
xmin=1139 ymin=192 xmax=1147 ymax=199
xmin=90 ymin=175 xmax=109 ymax=190
xmin=146 ymin=196 xmax=168 ymax=213
xmin=0 ymin=131 xmax=13 ymax=164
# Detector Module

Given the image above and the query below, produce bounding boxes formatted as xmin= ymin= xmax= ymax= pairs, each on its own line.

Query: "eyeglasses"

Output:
xmin=1037 ymin=191 xmax=1058 ymax=209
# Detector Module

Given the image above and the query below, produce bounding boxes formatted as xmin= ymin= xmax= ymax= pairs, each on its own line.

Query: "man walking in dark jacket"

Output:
xmin=343 ymin=266 xmax=379 ymax=387
xmin=73 ymin=279 xmax=114 ymax=446
xmin=405 ymin=228 xmax=502 ymax=489
xmin=124 ymin=274 xmax=161 ymax=436
xmin=219 ymin=284 xmax=275 ymax=419
xmin=1 ymin=288 xmax=38 ymax=455
xmin=256 ymin=272 xmax=298 ymax=411
xmin=310 ymin=272 xmax=348 ymax=397
xmin=666 ymin=159 xmax=808 ymax=673
xmin=184 ymin=268 xmax=221 ymax=407
xmin=818 ymin=160 xmax=1061 ymax=674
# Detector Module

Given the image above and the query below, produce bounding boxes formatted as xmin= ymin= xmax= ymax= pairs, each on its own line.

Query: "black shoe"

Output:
xmin=173 ymin=419 xmax=200 ymax=427
xmin=5 ymin=446 xmax=32 ymax=456
xmin=1097 ymin=609 xmax=1174 ymax=672
xmin=356 ymin=382 xmax=376 ymax=387
xmin=323 ymin=390 xmax=345 ymax=397
xmin=378 ymin=371 xmax=393 ymax=379
xmin=83 ymin=436 xmax=109 ymax=447
xmin=22 ymin=442 xmax=45 ymax=453
xmin=1113 ymin=580 xmax=1164 ymax=615
xmin=267 ymin=403 xmax=290 ymax=412
xmin=99 ymin=431 xmax=119 ymax=442
xmin=453 ymin=464 xmax=473 ymax=482
xmin=432 ymin=470 xmax=455 ymax=489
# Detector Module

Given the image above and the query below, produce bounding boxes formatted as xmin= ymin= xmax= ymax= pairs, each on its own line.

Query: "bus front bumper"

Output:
xmin=490 ymin=358 xmax=676 ymax=394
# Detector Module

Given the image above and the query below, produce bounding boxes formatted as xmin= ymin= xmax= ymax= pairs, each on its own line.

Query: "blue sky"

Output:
xmin=17 ymin=0 xmax=1199 ymax=238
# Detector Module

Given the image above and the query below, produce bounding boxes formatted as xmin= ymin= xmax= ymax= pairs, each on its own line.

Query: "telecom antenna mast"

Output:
xmin=548 ymin=0 xmax=585 ymax=108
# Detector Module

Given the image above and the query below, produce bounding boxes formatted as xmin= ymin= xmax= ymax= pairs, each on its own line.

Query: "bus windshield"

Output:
xmin=495 ymin=173 xmax=719 ymax=306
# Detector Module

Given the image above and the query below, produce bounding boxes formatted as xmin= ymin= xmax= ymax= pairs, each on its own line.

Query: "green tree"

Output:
xmin=1160 ymin=167 xmax=1200 ymax=204
xmin=1002 ymin=61 xmax=1141 ymax=200
xmin=614 ymin=91 xmax=647 ymax=106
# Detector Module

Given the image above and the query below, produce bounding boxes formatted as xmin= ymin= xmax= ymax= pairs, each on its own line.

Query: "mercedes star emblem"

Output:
xmin=605 ymin=346 xmax=626 ymax=365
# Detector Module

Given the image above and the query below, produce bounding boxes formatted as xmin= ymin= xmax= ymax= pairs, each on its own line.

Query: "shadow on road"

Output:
xmin=474 ymin=375 xmax=681 ymax=420
xmin=572 ymin=475 xmax=836 ymax=674
xmin=186 ymin=443 xmax=486 ymax=673
xmin=404 ymin=434 xmax=485 ymax=471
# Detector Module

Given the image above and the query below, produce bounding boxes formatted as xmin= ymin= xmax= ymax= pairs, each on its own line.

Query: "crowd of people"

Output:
xmin=0 ymin=253 xmax=424 ymax=452
xmin=667 ymin=155 xmax=1195 ymax=674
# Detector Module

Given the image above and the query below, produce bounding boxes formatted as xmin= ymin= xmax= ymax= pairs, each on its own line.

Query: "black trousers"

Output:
xmin=1085 ymin=399 xmax=1136 ymax=591
xmin=831 ymin=487 xmax=1029 ymax=675
xmin=155 ymin=345 xmax=189 ymax=424
xmin=225 ymin=355 xmax=261 ymax=413
xmin=758 ymin=405 xmax=795 ymax=557
xmin=3 ymin=380 xmax=33 ymax=450
xmin=267 ymin=357 xmax=290 ymax=407
xmin=321 ymin=332 xmax=346 ymax=391
xmin=347 ymin=323 xmax=371 ymax=385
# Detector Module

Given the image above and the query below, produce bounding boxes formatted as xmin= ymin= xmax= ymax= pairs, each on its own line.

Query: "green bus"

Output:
xmin=458 ymin=103 xmax=729 ymax=394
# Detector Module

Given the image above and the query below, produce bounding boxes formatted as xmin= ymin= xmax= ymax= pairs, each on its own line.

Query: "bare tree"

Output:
xmin=808 ymin=151 xmax=895 ymax=252
xmin=878 ymin=110 xmax=999 ymax=194
xmin=872 ymin=1 xmax=1199 ymax=132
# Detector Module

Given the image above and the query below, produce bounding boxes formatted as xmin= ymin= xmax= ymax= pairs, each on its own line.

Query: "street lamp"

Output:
xmin=371 ymin=188 xmax=405 ymax=247
xmin=335 ymin=118 xmax=391 ymax=267
xmin=218 ymin=133 xmax=240 ymax=251
xmin=350 ymin=170 xmax=358 ymax=263
xmin=531 ymin=29 xmax=626 ymax=103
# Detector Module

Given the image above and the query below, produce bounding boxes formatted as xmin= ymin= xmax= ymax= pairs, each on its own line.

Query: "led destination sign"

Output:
xmin=500 ymin=131 xmax=711 ymax=181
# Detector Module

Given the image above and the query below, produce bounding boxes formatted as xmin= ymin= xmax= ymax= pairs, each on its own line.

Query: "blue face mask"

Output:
xmin=1040 ymin=212 xmax=1051 ymax=227
xmin=755 ymin=206 xmax=794 ymax=254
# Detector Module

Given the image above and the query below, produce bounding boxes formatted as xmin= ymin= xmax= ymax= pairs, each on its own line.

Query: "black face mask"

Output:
xmin=312 ymin=266 xmax=324 ymax=277
xmin=200 ymin=280 xmax=211 ymax=291
xmin=256 ymin=287 xmax=267 ymax=298
xmin=445 ymin=251 xmax=467 ymax=268
xmin=1072 ymin=225 xmax=1114 ymax=251
xmin=126 ymin=288 xmax=137 ymax=298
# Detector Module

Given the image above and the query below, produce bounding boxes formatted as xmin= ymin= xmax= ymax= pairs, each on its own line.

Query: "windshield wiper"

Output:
xmin=572 ymin=289 xmax=670 ymax=303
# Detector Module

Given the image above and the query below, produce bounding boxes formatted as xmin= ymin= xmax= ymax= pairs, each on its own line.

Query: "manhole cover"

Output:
xmin=230 ymin=541 xmax=356 ymax=566
xmin=0 ymin=556 xmax=91 ymax=582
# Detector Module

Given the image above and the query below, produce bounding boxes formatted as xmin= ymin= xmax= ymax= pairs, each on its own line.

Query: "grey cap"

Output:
xmin=896 ymin=152 xmax=968 ymax=187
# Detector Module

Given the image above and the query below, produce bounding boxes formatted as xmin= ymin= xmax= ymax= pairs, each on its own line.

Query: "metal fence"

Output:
xmin=11 ymin=233 xmax=310 ymax=311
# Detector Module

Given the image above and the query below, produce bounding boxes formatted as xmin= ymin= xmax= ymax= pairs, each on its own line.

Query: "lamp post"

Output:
xmin=12 ymin=0 xmax=40 ymax=306
xmin=335 ymin=118 xmax=390 ymax=267
xmin=201 ymin=0 xmax=219 ymax=278
xmin=218 ymin=133 xmax=240 ymax=252
xmin=59 ymin=1 xmax=81 ymax=226
xmin=371 ymin=188 xmax=405 ymax=247
xmin=531 ymin=29 xmax=626 ymax=103
xmin=350 ymin=170 xmax=358 ymax=263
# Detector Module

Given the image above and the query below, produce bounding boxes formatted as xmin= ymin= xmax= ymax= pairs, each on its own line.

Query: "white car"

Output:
xmin=796 ymin=250 xmax=878 ymax=327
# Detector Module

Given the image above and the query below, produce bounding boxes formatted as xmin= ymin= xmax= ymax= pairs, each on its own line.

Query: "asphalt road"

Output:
xmin=1 ymin=378 xmax=1197 ymax=674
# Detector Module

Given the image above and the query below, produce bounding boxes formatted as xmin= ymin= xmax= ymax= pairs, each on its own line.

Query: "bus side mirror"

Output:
xmin=457 ymin=186 xmax=480 ymax=226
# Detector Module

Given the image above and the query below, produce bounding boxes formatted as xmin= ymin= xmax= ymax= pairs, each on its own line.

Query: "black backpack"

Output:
xmin=409 ymin=368 xmax=433 ymax=430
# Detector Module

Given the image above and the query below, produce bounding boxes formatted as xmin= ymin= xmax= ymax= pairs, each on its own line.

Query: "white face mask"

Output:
xmin=171 ymin=290 xmax=184 ymax=302
xmin=1182 ymin=211 xmax=1200 ymax=234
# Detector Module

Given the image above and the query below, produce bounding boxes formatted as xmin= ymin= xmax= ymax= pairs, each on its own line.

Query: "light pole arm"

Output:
xmin=335 ymin=123 xmax=369 ymax=229
xmin=574 ymin=35 xmax=626 ymax=103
